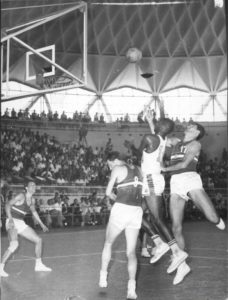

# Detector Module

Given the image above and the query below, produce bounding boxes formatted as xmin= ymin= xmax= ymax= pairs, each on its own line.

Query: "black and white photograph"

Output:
xmin=1 ymin=0 xmax=227 ymax=299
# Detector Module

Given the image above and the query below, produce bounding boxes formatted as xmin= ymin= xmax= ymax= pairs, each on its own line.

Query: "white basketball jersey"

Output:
xmin=141 ymin=135 xmax=167 ymax=175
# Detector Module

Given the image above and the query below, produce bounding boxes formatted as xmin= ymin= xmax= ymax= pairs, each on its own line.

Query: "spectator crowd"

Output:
xmin=0 ymin=115 xmax=227 ymax=231
xmin=2 ymin=107 xmax=194 ymax=127
xmin=1 ymin=128 xmax=114 ymax=186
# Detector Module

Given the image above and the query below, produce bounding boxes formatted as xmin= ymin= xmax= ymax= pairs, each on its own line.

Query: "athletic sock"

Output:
xmin=36 ymin=258 xmax=42 ymax=265
xmin=152 ymin=235 xmax=163 ymax=246
xmin=168 ymin=239 xmax=178 ymax=249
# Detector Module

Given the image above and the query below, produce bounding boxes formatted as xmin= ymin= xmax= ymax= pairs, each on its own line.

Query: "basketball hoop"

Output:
xmin=36 ymin=74 xmax=74 ymax=89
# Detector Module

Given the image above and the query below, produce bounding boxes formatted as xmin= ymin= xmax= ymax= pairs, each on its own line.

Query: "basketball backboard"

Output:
xmin=1 ymin=2 xmax=87 ymax=101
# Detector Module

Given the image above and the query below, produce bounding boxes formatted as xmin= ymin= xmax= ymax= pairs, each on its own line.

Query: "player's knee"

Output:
xmin=126 ymin=249 xmax=136 ymax=259
xmin=35 ymin=236 xmax=42 ymax=246
xmin=8 ymin=240 xmax=19 ymax=253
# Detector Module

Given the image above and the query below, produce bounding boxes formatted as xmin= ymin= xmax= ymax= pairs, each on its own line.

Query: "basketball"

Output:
xmin=126 ymin=47 xmax=142 ymax=63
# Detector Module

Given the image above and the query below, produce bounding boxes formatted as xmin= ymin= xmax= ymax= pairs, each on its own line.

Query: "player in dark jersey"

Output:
xmin=162 ymin=122 xmax=225 ymax=285
xmin=0 ymin=181 xmax=52 ymax=277
xmin=99 ymin=152 xmax=143 ymax=299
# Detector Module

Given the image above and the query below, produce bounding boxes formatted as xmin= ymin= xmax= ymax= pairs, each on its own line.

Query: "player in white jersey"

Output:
xmin=124 ymin=111 xmax=188 ymax=275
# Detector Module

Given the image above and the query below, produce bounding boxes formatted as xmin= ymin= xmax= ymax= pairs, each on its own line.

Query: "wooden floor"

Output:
xmin=1 ymin=221 xmax=228 ymax=300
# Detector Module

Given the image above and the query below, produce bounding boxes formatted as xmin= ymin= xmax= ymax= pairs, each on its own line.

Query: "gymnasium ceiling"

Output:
xmin=1 ymin=0 xmax=227 ymax=98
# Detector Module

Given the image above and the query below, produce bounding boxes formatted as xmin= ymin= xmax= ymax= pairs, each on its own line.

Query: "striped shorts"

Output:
xmin=142 ymin=173 xmax=165 ymax=196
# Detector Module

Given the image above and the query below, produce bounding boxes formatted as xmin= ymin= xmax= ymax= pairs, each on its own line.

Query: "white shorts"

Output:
xmin=142 ymin=174 xmax=165 ymax=196
xmin=5 ymin=218 xmax=29 ymax=234
xmin=109 ymin=203 xmax=143 ymax=230
xmin=170 ymin=172 xmax=204 ymax=200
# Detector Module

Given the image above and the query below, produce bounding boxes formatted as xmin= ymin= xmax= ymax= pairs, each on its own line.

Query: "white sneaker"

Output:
xmin=35 ymin=263 xmax=52 ymax=272
xmin=0 ymin=267 xmax=9 ymax=277
xmin=151 ymin=246 xmax=157 ymax=256
xmin=216 ymin=218 xmax=225 ymax=230
xmin=99 ymin=270 xmax=108 ymax=288
xmin=127 ymin=280 xmax=137 ymax=300
xmin=150 ymin=243 xmax=170 ymax=264
xmin=167 ymin=251 xmax=188 ymax=274
xmin=141 ymin=248 xmax=150 ymax=257
xmin=173 ymin=263 xmax=191 ymax=285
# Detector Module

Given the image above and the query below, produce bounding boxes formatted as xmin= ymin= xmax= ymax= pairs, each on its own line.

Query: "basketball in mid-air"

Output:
xmin=126 ymin=47 xmax=142 ymax=63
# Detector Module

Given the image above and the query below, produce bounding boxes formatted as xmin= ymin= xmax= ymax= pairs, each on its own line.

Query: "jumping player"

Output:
xmin=124 ymin=111 xmax=188 ymax=274
xmin=0 ymin=181 xmax=52 ymax=277
xmin=99 ymin=151 xmax=143 ymax=299
xmin=161 ymin=122 xmax=225 ymax=285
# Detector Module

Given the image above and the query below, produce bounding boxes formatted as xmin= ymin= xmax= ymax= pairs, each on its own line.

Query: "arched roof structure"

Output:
xmin=1 ymin=0 xmax=227 ymax=114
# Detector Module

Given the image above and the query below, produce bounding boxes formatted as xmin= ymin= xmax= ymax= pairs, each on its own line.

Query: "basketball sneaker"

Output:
xmin=0 ymin=264 xmax=9 ymax=277
xmin=216 ymin=218 xmax=225 ymax=230
xmin=35 ymin=262 xmax=52 ymax=272
xmin=150 ymin=242 xmax=170 ymax=264
xmin=167 ymin=251 xmax=188 ymax=274
xmin=173 ymin=262 xmax=191 ymax=285
xmin=127 ymin=279 xmax=137 ymax=300
xmin=99 ymin=270 xmax=108 ymax=288
xmin=141 ymin=247 xmax=150 ymax=257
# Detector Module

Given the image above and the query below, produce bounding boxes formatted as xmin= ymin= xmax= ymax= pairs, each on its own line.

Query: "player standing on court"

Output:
xmin=99 ymin=151 xmax=143 ymax=299
xmin=0 ymin=181 xmax=52 ymax=277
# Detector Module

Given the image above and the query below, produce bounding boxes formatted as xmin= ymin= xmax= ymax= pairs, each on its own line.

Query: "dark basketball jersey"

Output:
xmin=11 ymin=194 xmax=31 ymax=220
xmin=115 ymin=165 xmax=143 ymax=207
xmin=170 ymin=141 xmax=199 ymax=175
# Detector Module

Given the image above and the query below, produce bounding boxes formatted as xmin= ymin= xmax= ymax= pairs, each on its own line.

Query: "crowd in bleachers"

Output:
xmin=34 ymin=191 xmax=112 ymax=229
xmin=197 ymin=148 xmax=227 ymax=190
xmin=1 ymin=124 xmax=227 ymax=189
xmin=1 ymin=128 xmax=114 ymax=186
xmin=2 ymin=107 xmax=193 ymax=127
xmin=1 ymin=114 xmax=227 ymax=230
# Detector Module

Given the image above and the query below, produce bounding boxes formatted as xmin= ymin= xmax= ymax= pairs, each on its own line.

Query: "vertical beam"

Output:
xmin=1 ymin=44 xmax=3 ymax=87
xmin=99 ymin=96 xmax=112 ymax=123
xmin=6 ymin=39 xmax=10 ymax=97
xmin=83 ymin=3 xmax=88 ymax=85
xmin=212 ymin=94 xmax=215 ymax=121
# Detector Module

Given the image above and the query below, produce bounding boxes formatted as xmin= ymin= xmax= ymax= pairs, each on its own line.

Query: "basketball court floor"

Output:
xmin=1 ymin=221 xmax=227 ymax=300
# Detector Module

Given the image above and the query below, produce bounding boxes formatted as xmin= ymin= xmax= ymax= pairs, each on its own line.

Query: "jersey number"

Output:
xmin=133 ymin=176 xmax=139 ymax=187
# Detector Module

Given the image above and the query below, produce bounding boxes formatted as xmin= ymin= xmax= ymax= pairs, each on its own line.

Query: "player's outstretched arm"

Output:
xmin=144 ymin=108 xmax=155 ymax=134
